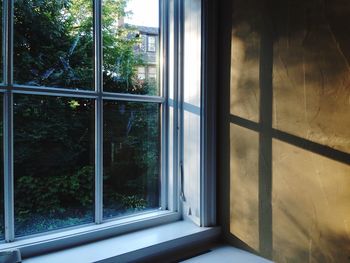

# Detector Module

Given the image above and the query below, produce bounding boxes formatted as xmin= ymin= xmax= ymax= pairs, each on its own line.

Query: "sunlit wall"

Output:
xmin=219 ymin=0 xmax=350 ymax=262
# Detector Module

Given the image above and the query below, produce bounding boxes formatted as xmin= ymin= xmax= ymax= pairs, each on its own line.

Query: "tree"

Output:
xmin=4 ymin=0 xmax=160 ymax=236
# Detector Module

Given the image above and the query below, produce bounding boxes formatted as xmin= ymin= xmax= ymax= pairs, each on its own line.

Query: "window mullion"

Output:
xmin=159 ymin=0 xmax=168 ymax=210
xmin=94 ymin=0 xmax=103 ymax=224
xmin=4 ymin=0 xmax=15 ymax=242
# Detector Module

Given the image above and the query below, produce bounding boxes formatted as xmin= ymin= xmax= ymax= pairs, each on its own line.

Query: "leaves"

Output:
xmin=9 ymin=0 xmax=160 ymax=234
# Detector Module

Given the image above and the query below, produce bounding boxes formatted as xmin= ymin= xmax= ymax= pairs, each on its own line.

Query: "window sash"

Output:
xmin=0 ymin=0 xmax=171 ymax=243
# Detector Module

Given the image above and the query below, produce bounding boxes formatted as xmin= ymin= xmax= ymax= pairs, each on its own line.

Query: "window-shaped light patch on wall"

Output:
xmin=103 ymin=0 xmax=159 ymax=96
xmin=103 ymin=101 xmax=160 ymax=219
xmin=14 ymin=95 xmax=95 ymax=237
xmin=13 ymin=0 xmax=94 ymax=89
xmin=272 ymin=7 xmax=350 ymax=154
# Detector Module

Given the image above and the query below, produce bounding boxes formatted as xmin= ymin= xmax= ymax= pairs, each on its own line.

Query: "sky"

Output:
xmin=125 ymin=0 xmax=159 ymax=28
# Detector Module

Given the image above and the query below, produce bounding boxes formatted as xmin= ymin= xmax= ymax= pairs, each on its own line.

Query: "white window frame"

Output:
xmin=0 ymin=0 xmax=216 ymax=258
xmin=0 ymin=0 xmax=176 ymax=245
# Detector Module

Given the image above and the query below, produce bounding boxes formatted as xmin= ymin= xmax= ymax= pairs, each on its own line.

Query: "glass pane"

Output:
xmin=13 ymin=1 xmax=93 ymax=90
xmin=14 ymin=95 xmax=94 ymax=236
xmin=103 ymin=101 xmax=160 ymax=219
xmin=103 ymin=0 xmax=160 ymax=95
xmin=0 ymin=95 xmax=3 ymax=239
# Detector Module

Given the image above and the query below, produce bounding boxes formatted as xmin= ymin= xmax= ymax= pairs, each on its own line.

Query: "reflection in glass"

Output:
xmin=0 ymin=95 xmax=3 ymax=239
xmin=103 ymin=101 xmax=160 ymax=219
xmin=13 ymin=0 xmax=93 ymax=89
xmin=14 ymin=95 xmax=94 ymax=236
xmin=103 ymin=0 xmax=159 ymax=95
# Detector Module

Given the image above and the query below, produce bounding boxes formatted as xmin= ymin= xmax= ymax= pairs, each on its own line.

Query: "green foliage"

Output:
xmin=14 ymin=0 xmax=94 ymax=88
xmin=1 ymin=0 xmax=161 ymax=236
xmin=13 ymin=0 xmax=144 ymax=91
xmin=14 ymin=95 xmax=95 ymax=227
xmin=15 ymin=165 xmax=94 ymax=219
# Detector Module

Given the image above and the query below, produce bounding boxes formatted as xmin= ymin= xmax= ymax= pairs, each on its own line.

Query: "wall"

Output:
xmin=218 ymin=0 xmax=350 ymax=262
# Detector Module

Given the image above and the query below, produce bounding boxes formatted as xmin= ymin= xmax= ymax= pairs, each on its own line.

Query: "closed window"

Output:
xmin=0 ymin=0 xmax=213 ymax=258
xmin=148 ymin=36 xmax=156 ymax=52
xmin=148 ymin=66 xmax=157 ymax=80
xmin=137 ymin=67 xmax=146 ymax=80
xmin=1 ymin=0 xmax=164 ymax=242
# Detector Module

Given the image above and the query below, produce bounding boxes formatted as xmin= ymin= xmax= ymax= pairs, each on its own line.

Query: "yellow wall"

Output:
xmin=218 ymin=0 xmax=350 ymax=262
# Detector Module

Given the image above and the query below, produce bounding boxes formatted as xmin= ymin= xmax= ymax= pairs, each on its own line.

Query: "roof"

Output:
xmin=125 ymin=24 xmax=159 ymax=35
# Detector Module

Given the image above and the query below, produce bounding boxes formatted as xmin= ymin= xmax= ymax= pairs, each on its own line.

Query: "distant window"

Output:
xmin=148 ymin=36 xmax=156 ymax=52
xmin=138 ymin=67 xmax=146 ymax=80
xmin=148 ymin=67 xmax=157 ymax=80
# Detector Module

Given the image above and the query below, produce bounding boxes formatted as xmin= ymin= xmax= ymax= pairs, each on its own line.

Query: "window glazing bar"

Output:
xmin=173 ymin=0 xmax=179 ymax=213
xmin=8 ymin=85 xmax=165 ymax=103
xmin=102 ymin=92 xmax=164 ymax=103
xmin=94 ymin=0 xmax=103 ymax=224
xmin=3 ymin=0 xmax=15 ymax=242
xmin=12 ymin=85 xmax=98 ymax=99
xmin=160 ymin=0 xmax=169 ymax=210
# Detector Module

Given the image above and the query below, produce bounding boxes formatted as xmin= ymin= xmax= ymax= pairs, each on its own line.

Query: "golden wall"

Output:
xmin=220 ymin=0 xmax=350 ymax=262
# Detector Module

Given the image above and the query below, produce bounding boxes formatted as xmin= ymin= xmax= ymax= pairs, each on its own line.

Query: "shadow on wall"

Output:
xmin=218 ymin=0 xmax=350 ymax=262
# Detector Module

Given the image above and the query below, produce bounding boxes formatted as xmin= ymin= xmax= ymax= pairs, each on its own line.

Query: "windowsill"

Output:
xmin=0 ymin=210 xmax=180 ymax=258
xmin=22 ymin=221 xmax=220 ymax=262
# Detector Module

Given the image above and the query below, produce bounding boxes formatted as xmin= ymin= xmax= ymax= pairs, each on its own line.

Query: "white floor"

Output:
xmin=182 ymin=246 xmax=274 ymax=263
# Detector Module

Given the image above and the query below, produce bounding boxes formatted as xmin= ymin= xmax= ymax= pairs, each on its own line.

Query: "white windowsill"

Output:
xmin=0 ymin=210 xmax=180 ymax=259
xmin=23 ymin=221 xmax=220 ymax=262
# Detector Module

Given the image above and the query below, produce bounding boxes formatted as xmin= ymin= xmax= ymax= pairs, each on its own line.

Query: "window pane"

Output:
xmin=147 ymin=36 xmax=156 ymax=52
xmin=0 ymin=95 xmax=3 ymax=239
xmin=148 ymin=66 xmax=157 ymax=80
xmin=13 ymin=1 xmax=93 ymax=90
xmin=103 ymin=0 xmax=159 ymax=95
xmin=14 ymin=95 xmax=94 ymax=236
xmin=137 ymin=67 xmax=146 ymax=80
xmin=103 ymin=101 xmax=160 ymax=219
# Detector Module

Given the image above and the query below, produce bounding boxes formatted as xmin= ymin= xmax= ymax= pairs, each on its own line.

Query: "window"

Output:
xmin=0 ymin=0 xmax=165 ymax=242
xmin=139 ymin=35 xmax=147 ymax=52
xmin=137 ymin=67 xmax=146 ymax=80
xmin=0 ymin=0 xmax=216 ymax=257
xmin=148 ymin=67 xmax=157 ymax=80
xmin=148 ymin=36 xmax=156 ymax=52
